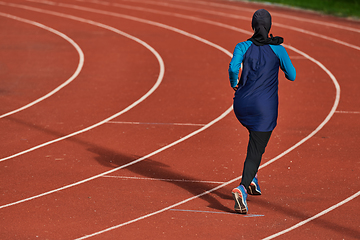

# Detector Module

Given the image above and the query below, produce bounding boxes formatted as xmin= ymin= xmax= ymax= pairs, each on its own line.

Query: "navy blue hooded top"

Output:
xmin=229 ymin=9 xmax=296 ymax=132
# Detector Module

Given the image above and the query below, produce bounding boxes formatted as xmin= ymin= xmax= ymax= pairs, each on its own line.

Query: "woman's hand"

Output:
xmin=233 ymin=76 xmax=240 ymax=91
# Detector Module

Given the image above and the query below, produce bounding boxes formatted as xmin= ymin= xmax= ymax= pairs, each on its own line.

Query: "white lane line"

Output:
xmin=262 ymin=190 xmax=360 ymax=239
xmin=290 ymin=56 xmax=308 ymax=59
xmin=335 ymin=110 xmax=360 ymax=114
xmin=82 ymin=0 xmax=249 ymax=20
xmin=25 ymin=0 xmax=232 ymax=55
xmin=258 ymin=44 xmax=340 ymax=171
xmin=171 ymin=0 xmax=360 ymax=34
xmin=0 ymin=1 xmax=165 ymax=162
xmin=107 ymin=121 xmax=206 ymax=126
xmin=0 ymin=13 xmax=84 ymax=119
xmin=274 ymin=22 xmax=360 ymax=51
xmin=170 ymin=209 xmax=239 ymax=215
xmin=100 ymin=0 xmax=360 ymax=51
xmin=169 ymin=209 xmax=264 ymax=216
xmin=0 ymin=1 xmax=234 ymax=210
xmin=101 ymin=175 xmax=225 ymax=184
xmin=74 ymin=179 xmax=240 ymax=240
xmin=74 ymin=0 xmax=251 ymax=35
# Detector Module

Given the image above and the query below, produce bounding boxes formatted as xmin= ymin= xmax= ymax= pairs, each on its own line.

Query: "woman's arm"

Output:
xmin=228 ymin=41 xmax=252 ymax=88
xmin=270 ymin=45 xmax=296 ymax=81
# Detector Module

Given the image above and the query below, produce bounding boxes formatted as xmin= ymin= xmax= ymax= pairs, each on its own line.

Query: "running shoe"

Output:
xmin=231 ymin=185 xmax=248 ymax=214
xmin=248 ymin=176 xmax=262 ymax=195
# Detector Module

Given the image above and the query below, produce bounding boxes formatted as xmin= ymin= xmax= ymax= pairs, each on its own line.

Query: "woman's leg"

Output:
xmin=240 ymin=130 xmax=272 ymax=189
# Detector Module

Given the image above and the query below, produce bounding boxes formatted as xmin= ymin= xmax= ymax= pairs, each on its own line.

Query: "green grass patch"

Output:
xmin=245 ymin=0 xmax=360 ymax=19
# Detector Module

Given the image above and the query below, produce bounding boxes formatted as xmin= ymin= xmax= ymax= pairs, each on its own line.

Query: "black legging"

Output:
xmin=240 ymin=130 xmax=272 ymax=189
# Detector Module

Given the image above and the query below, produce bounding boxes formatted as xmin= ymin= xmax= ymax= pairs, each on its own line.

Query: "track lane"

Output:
xmin=0 ymin=0 xmax=360 ymax=240
xmin=0 ymin=12 xmax=84 ymax=119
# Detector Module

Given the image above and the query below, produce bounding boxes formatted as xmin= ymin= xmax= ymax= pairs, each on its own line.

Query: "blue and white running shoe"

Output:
xmin=231 ymin=185 xmax=248 ymax=214
xmin=248 ymin=176 xmax=261 ymax=195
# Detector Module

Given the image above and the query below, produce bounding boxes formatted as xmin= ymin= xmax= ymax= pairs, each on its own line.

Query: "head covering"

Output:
xmin=248 ymin=9 xmax=283 ymax=46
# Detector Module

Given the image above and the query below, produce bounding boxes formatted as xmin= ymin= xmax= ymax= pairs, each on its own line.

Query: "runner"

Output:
xmin=228 ymin=9 xmax=296 ymax=214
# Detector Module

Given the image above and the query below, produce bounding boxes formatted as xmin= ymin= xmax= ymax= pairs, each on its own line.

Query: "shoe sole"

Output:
xmin=231 ymin=188 xmax=247 ymax=214
xmin=248 ymin=182 xmax=261 ymax=195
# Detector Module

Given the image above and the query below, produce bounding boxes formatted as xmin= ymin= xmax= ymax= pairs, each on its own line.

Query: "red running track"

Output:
xmin=0 ymin=0 xmax=359 ymax=239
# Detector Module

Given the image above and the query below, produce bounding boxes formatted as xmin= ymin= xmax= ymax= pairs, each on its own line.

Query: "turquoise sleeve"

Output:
xmin=228 ymin=41 xmax=252 ymax=87
xmin=270 ymin=45 xmax=296 ymax=81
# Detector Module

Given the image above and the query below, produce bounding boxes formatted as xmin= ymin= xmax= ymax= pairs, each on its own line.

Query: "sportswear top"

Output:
xmin=228 ymin=40 xmax=296 ymax=131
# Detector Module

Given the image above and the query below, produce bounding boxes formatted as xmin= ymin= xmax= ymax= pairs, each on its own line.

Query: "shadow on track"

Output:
xmin=5 ymin=116 xmax=233 ymax=213
xmin=6 ymin=116 xmax=360 ymax=237
xmin=88 ymin=146 xmax=234 ymax=213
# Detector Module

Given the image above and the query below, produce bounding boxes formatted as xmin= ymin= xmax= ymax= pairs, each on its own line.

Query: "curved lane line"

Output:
xmin=0 ymin=2 xmax=345 ymax=239
xmin=75 ymin=0 xmax=251 ymax=35
xmin=259 ymin=44 xmax=340 ymax=170
xmin=172 ymin=0 xmax=360 ymax=34
xmin=98 ymin=0 xmax=360 ymax=51
xmin=0 ymin=12 xmax=84 ymax=119
xmin=0 ymin=2 xmax=165 ymax=162
xmin=262 ymin=190 xmax=360 ymax=239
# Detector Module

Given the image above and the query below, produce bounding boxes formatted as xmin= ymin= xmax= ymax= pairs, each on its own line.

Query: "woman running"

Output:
xmin=228 ymin=9 xmax=296 ymax=214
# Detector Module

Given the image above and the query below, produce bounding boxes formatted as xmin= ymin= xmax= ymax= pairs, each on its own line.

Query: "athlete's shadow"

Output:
xmin=5 ymin=116 xmax=234 ymax=213
xmin=88 ymin=146 xmax=234 ymax=213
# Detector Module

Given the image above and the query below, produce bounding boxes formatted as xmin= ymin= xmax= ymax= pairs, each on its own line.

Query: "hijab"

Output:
xmin=248 ymin=9 xmax=283 ymax=46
